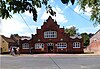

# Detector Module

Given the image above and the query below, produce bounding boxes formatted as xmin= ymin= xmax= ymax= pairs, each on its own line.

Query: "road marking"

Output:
xmin=48 ymin=55 xmax=62 ymax=69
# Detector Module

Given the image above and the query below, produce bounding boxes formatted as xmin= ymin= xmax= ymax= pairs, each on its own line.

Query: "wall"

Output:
xmin=86 ymin=30 xmax=100 ymax=54
xmin=1 ymin=36 xmax=9 ymax=53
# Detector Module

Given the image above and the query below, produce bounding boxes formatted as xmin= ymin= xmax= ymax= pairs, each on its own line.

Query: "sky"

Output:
xmin=0 ymin=0 xmax=100 ymax=37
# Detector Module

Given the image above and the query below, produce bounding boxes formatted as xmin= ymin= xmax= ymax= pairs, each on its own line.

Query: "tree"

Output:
xmin=78 ymin=0 xmax=100 ymax=25
xmin=0 ymin=0 xmax=100 ymax=25
xmin=65 ymin=26 xmax=78 ymax=36
xmin=0 ymin=0 xmax=56 ymax=21
xmin=81 ymin=33 xmax=90 ymax=47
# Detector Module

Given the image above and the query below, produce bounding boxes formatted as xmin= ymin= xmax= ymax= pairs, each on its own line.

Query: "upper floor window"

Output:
xmin=56 ymin=42 xmax=67 ymax=48
xmin=35 ymin=43 xmax=44 ymax=49
xmin=22 ymin=43 xmax=29 ymax=49
xmin=73 ymin=42 xmax=80 ymax=48
xmin=44 ymin=31 xmax=57 ymax=38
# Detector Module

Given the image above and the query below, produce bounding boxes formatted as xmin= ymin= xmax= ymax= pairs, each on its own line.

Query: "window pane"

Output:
xmin=73 ymin=42 xmax=80 ymax=48
xmin=44 ymin=31 xmax=57 ymax=38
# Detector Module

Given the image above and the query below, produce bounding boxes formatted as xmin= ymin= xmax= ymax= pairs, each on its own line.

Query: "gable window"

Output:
xmin=22 ymin=43 xmax=29 ymax=49
xmin=44 ymin=31 xmax=57 ymax=38
xmin=35 ymin=43 xmax=44 ymax=49
xmin=56 ymin=42 xmax=67 ymax=48
xmin=73 ymin=42 xmax=80 ymax=48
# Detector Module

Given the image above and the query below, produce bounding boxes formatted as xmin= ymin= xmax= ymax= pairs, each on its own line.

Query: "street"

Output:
xmin=0 ymin=54 xmax=100 ymax=69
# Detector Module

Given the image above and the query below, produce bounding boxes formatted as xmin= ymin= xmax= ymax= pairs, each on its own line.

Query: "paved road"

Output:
xmin=0 ymin=54 xmax=100 ymax=69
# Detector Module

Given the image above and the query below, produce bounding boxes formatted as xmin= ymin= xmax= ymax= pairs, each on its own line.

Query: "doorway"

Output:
xmin=47 ymin=43 xmax=54 ymax=53
xmin=48 ymin=46 xmax=53 ymax=53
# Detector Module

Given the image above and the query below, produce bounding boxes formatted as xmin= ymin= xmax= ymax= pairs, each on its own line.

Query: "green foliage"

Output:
xmin=0 ymin=0 xmax=74 ymax=22
xmin=81 ymin=33 xmax=90 ymax=47
xmin=0 ymin=0 xmax=100 ymax=25
xmin=78 ymin=0 xmax=100 ymax=26
xmin=65 ymin=26 xmax=78 ymax=36
xmin=0 ymin=0 xmax=56 ymax=21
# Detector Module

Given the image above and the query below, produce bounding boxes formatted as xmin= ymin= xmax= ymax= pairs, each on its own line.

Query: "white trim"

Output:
xmin=35 ymin=43 xmax=44 ymax=49
xmin=70 ymin=35 xmax=82 ymax=39
xmin=44 ymin=31 xmax=57 ymax=38
xmin=73 ymin=42 xmax=80 ymax=48
xmin=22 ymin=43 xmax=29 ymax=49
xmin=47 ymin=43 xmax=54 ymax=46
xmin=56 ymin=42 xmax=67 ymax=48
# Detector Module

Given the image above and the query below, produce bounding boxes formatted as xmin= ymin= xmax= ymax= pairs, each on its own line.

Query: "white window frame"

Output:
xmin=44 ymin=31 xmax=57 ymax=38
xmin=56 ymin=42 xmax=67 ymax=48
xmin=73 ymin=42 xmax=80 ymax=48
xmin=22 ymin=43 xmax=29 ymax=49
xmin=47 ymin=43 xmax=54 ymax=46
xmin=35 ymin=43 xmax=44 ymax=49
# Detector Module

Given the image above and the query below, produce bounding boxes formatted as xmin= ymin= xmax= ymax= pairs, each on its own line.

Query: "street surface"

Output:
xmin=0 ymin=54 xmax=100 ymax=69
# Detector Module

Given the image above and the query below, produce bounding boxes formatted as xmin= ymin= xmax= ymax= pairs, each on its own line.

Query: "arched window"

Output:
xmin=35 ymin=43 xmax=44 ymax=49
xmin=44 ymin=31 xmax=57 ymax=38
xmin=22 ymin=43 xmax=29 ymax=49
xmin=56 ymin=42 xmax=67 ymax=48
xmin=73 ymin=42 xmax=80 ymax=48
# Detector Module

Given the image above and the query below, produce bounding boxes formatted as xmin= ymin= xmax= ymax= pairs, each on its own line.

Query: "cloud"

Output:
xmin=1 ymin=18 xmax=26 ymax=36
xmin=51 ymin=0 xmax=54 ymax=3
xmin=55 ymin=6 xmax=63 ymax=13
xmin=65 ymin=25 xmax=76 ymax=29
xmin=24 ymin=11 xmax=33 ymax=17
xmin=1 ymin=14 xmax=37 ymax=37
xmin=41 ymin=6 xmax=68 ymax=24
xmin=84 ymin=5 xmax=92 ymax=16
xmin=65 ymin=25 xmax=100 ymax=34
xmin=96 ymin=25 xmax=100 ymax=30
xmin=74 ymin=6 xmax=92 ymax=16
xmin=79 ymin=25 xmax=100 ymax=34
xmin=74 ymin=6 xmax=83 ymax=14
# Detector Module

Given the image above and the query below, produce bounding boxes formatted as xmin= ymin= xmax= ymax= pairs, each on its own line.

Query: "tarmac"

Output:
xmin=1 ymin=53 xmax=100 ymax=69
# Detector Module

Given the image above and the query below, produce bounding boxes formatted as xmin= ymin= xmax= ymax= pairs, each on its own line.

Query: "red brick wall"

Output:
xmin=89 ymin=40 xmax=100 ymax=53
xmin=21 ymin=16 xmax=84 ymax=53
xmin=86 ymin=30 xmax=100 ymax=53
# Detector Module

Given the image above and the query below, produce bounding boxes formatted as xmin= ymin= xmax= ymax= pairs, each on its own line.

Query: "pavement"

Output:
xmin=0 ymin=53 xmax=100 ymax=57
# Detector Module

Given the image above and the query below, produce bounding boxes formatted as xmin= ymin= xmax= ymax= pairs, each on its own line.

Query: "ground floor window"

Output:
xmin=56 ymin=42 xmax=67 ymax=48
xmin=22 ymin=43 xmax=29 ymax=49
xmin=73 ymin=42 xmax=80 ymax=48
xmin=35 ymin=43 xmax=44 ymax=49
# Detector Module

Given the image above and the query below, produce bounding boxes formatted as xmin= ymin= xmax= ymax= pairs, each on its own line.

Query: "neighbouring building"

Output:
xmin=0 ymin=35 xmax=16 ymax=53
xmin=87 ymin=29 xmax=100 ymax=54
xmin=0 ymin=34 xmax=21 ymax=53
xmin=20 ymin=16 xmax=84 ymax=53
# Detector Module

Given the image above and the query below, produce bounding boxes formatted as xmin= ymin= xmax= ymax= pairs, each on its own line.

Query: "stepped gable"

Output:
xmin=20 ymin=16 xmax=84 ymax=53
xmin=41 ymin=16 xmax=60 ymax=30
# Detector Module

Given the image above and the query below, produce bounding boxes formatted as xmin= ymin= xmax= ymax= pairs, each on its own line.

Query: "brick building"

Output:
xmin=87 ymin=29 xmax=100 ymax=54
xmin=20 ymin=36 xmax=31 ymax=53
xmin=20 ymin=16 xmax=84 ymax=53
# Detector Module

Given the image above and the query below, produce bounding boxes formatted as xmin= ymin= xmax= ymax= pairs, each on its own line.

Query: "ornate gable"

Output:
xmin=41 ymin=16 xmax=59 ymax=31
